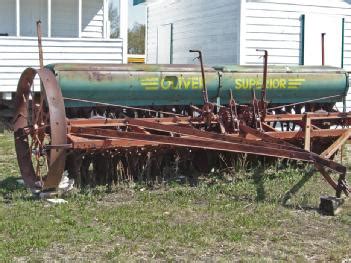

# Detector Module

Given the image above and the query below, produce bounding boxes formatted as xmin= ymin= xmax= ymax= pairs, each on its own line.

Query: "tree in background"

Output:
xmin=109 ymin=1 xmax=120 ymax=38
xmin=109 ymin=3 xmax=145 ymax=54
xmin=128 ymin=23 xmax=145 ymax=54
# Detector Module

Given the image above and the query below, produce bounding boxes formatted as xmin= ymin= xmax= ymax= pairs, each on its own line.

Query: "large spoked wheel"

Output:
xmin=13 ymin=68 xmax=67 ymax=190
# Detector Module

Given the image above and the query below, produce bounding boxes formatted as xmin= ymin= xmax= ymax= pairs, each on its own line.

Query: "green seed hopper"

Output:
xmin=46 ymin=63 xmax=349 ymax=108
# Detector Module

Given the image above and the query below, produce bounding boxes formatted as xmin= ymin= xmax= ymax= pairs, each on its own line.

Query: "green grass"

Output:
xmin=1 ymin=131 xmax=351 ymax=261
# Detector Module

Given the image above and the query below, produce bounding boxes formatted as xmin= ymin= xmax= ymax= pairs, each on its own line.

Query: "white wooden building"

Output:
xmin=0 ymin=0 xmax=129 ymax=101
xmin=136 ymin=0 xmax=351 ymax=110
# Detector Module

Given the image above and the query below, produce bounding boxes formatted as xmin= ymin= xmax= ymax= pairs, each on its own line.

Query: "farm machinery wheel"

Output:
xmin=13 ymin=68 xmax=67 ymax=190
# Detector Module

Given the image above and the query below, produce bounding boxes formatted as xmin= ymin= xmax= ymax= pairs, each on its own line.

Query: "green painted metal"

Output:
xmin=46 ymin=63 xmax=349 ymax=107
xmin=49 ymin=64 xmax=219 ymax=107
xmin=217 ymin=65 xmax=348 ymax=104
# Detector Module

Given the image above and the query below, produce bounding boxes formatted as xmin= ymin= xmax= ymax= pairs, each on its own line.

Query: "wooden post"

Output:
xmin=304 ymin=114 xmax=311 ymax=151
xmin=16 ymin=0 xmax=20 ymax=37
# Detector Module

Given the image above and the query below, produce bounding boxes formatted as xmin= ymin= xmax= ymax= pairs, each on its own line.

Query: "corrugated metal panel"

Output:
xmin=244 ymin=2 xmax=301 ymax=65
xmin=343 ymin=20 xmax=351 ymax=71
xmin=146 ymin=0 xmax=241 ymax=65
xmin=244 ymin=0 xmax=351 ymax=66
xmin=0 ymin=37 xmax=123 ymax=93
xmin=244 ymin=0 xmax=351 ymax=111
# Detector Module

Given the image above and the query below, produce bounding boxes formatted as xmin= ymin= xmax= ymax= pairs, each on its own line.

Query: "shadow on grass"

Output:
xmin=281 ymin=168 xmax=321 ymax=212
xmin=0 ymin=176 xmax=23 ymax=191
xmin=252 ymin=164 xmax=321 ymax=212
xmin=281 ymin=168 xmax=315 ymax=206
xmin=0 ymin=176 xmax=32 ymax=202
xmin=253 ymin=168 xmax=266 ymax=202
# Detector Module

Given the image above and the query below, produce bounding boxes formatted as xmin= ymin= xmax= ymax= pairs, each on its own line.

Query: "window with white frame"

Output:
xmin=0 ymin=0 xmax=113 ymax=39
xmin=20 ymin=0 xmax=48 ymax=37
xmin=51 ymin=0 xmax=79 ymax=37
xmin=0 ymin=0 xmax=16 ymax=36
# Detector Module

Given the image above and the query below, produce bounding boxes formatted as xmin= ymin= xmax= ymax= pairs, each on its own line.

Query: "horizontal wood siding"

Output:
xmin=0 ymin=37 xmax=122 ymax=92
xmin=146 ymin=0 xmax=241 ymax=65
xmin=243 ymin=0 xmax=351 ymax=67
xmin=344 ymin=20 xmax=351 ymax=69
xmin=82 ymin=0 xmax=104 ymax=38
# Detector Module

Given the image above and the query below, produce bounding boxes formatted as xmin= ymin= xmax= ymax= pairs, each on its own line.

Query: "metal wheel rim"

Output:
xmin=13 ymin=68 xmax=67 ymax=190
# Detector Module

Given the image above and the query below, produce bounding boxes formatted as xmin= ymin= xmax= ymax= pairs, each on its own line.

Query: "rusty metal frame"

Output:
xmin=68 ymin=121 xmax=346 ymax=174
xmin=13 ymin=64 xmax=351 ymax=196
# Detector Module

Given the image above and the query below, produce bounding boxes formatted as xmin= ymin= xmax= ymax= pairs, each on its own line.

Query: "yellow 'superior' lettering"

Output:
xmin=280 ymin=79 xmax=286 ymax=88
xmin=273 ymin=79 xmax=280 ymax=89
xmin=249 ymin=79 xmax=256 ymax=88
xmin=235 ymin=79 xmax=243 ymax=89
xmin=235 ymin=78 xmax=304 ymax=90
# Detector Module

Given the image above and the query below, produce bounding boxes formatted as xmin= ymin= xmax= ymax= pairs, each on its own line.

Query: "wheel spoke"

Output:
xmin=35 ymin=96 xmax=45 ymax=125
xmin=31 ymin=84 xmax=36 ymax=126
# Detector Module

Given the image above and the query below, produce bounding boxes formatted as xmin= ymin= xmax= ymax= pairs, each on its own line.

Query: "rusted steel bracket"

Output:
xmin=321 ymin=130 xmax=351 ymax=159
xmin=71 ymin=126 xmax=316 ymax=162
xmin=316 ymin=164 xmax=350 ymax=197
xmin=264 ymin=112 xmax=351 ymax=122
xmin=70 ymin=121 xmax=346 ymax=175
xmin=304 ymin=114 xmax=312 ymax=151
xmin=123 ymin=118 xmax=303 ymax=152
xmin=239 ymin=123 xmax=346 ymax=174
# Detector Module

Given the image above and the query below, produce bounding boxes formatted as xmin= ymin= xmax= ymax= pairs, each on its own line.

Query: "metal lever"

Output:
xmin=189 ymin=50 xmax=208 ymax=103
xmin=256 ymin=49 xmax=268 ymax=115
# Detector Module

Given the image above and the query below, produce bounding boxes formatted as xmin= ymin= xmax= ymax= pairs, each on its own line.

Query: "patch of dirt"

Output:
xmin=248 ymin=208 xmax=351 ymax=261
xmin=99 ymin=189 xmax=136 ymax=204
